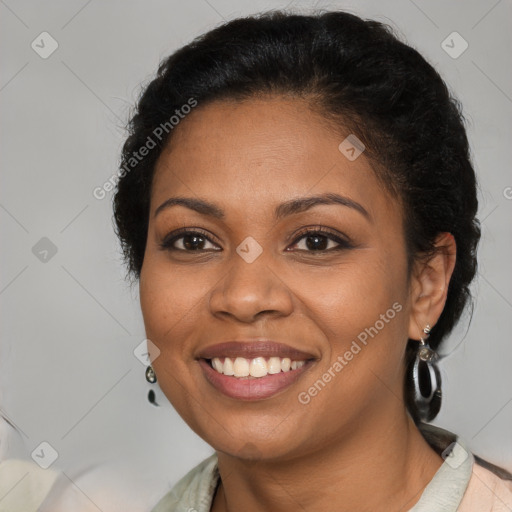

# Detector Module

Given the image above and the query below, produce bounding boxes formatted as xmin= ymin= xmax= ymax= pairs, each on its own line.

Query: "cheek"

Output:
xmin=139 ymin=257 xmax=210 ymax=426
xmin=288 ymin=249 xmax=410 ymax=394
xmin=280 ymin=249 xmax=408 ymax=340
xmin=139 ymin=255 xmax=208 ymax=350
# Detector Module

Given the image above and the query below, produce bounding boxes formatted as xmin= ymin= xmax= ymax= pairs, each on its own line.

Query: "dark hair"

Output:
xmin=113 ymin=10 xmax=480 ymax=422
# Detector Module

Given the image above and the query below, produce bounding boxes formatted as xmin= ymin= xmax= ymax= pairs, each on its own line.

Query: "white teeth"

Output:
xmin=223 ymin=357 xmax=235 ymax=376
xmin=249 ymin=357 xmax=268 ymax=377
xmin=212 ymin=358 xmax=223 ymax=373
xmin=210 ymin=356 xmax=307 ymax=378
xmin=233 ymin=357 xmax=250 ymax=377
xmin=267 ymin=357 xmax=282 ymax=374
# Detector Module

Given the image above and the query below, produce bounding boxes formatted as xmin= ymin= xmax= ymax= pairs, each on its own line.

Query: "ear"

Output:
xmin=408 ymin=233 xmax=457 ymax=340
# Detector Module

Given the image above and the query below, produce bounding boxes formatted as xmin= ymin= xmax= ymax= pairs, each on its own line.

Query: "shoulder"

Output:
xmin=459 ymin=461 xmax=512 ymax=512
xmin=150 ymin=453 xmax=219 ymax=512
xmin=416 ymin=422 xmax=512 ymax=511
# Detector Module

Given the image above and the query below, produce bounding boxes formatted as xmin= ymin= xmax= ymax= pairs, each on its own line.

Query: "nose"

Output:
xmin=208 ymin=247 xmax=294 ymax=324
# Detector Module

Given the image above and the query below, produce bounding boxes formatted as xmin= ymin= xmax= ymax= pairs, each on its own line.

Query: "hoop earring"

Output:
xmin=412 ymin=324 xmax=442 ymax=422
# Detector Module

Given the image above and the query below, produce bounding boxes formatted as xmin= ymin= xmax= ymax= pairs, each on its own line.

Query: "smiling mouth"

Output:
xmin=198 ymin=355 xmax=316 ymax=401
xmin=203 ymin=356 xmax=313 ymax=378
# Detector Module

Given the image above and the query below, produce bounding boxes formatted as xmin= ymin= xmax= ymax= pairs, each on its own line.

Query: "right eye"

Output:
xmin=160 ymin=228 xmax=221 ymax=252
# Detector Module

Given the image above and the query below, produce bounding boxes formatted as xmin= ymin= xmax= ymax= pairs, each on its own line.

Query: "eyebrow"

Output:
xmin=154 ymin=192 xmax=370 ymax=222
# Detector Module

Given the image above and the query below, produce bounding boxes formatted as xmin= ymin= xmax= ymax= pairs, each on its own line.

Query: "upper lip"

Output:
xmin=197 ymin=341 xmax=317 ymax=361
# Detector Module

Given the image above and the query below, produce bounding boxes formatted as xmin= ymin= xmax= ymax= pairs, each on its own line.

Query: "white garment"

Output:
xmin=149 ymin=425 xmax=512 ymax=512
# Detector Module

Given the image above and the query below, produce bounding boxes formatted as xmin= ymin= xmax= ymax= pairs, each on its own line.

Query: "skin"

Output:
xmin=139 ymin=96 xmax=457 ymax=512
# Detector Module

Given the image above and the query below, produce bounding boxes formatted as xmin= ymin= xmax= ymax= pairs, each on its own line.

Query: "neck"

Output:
xmin=212 ymin=406 xmax=443 ymax=512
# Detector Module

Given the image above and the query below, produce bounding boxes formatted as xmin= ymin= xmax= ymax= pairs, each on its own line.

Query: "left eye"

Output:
xmin=288 ymin=230 xmax=350 ymax=252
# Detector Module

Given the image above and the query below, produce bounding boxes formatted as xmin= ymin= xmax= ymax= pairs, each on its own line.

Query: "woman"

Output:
xmin=113 ymin=10 xmax=512 ymax=511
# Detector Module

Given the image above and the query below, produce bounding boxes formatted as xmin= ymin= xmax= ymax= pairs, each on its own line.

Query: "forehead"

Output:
xmin=150 ymin=97 xmax=397 ymax=223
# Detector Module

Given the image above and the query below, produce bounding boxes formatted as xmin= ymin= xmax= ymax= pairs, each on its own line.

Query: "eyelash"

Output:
xmin=159 ymin=226 xmax=353 ymax=253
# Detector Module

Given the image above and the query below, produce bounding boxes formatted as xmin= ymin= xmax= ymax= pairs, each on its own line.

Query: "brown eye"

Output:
xmin=160 ymin=229 xmax=220 ymax=252
xmin=288 ymin=228 xmax=353 ymax=253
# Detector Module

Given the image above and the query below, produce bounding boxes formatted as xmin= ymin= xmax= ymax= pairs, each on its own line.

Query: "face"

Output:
xmin=139 ymin=96 xmax=414 ymax=460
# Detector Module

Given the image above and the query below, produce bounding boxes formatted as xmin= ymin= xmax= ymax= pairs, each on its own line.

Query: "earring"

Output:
xmin=411 ymin=324 xmax=442 ymax=422
xmin=145 ymin=366 xmax=159 ymax=406
xmin=145 ymin=365 xmax=157 ymax=383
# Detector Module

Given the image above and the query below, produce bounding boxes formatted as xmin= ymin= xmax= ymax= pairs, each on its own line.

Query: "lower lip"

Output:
xmin=198 ymin=359 xmax=314 ymax=401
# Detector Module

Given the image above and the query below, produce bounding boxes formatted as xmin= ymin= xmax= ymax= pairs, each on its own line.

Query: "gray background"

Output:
xmin=1 ymin=0 xmax=511 ymax=510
